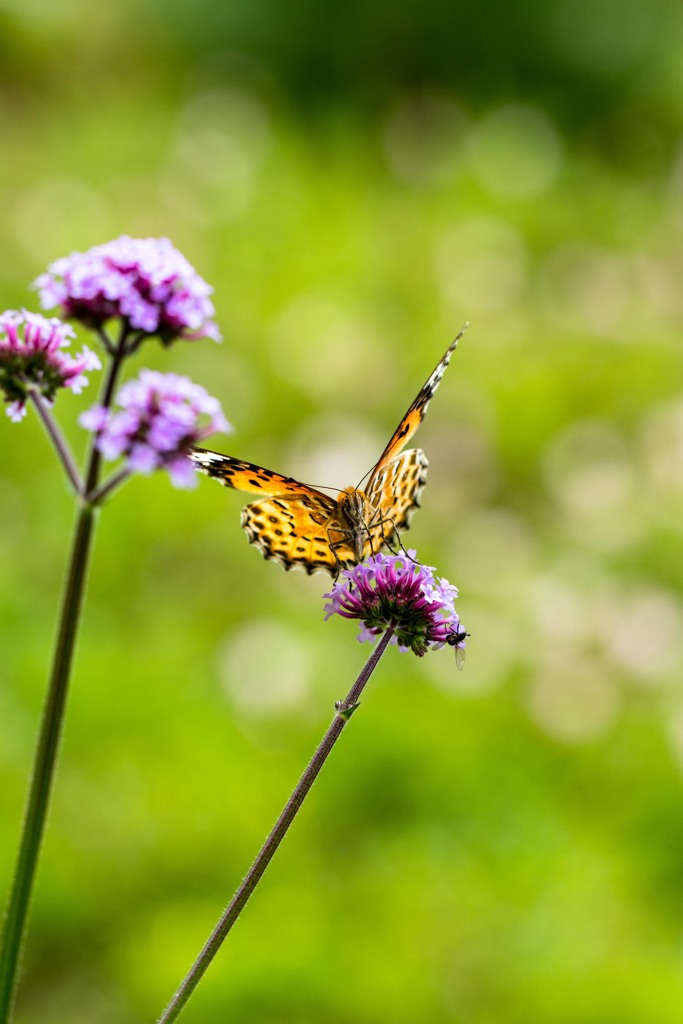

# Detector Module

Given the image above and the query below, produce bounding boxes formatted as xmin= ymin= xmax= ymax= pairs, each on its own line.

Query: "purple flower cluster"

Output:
xmin=324 ymin=551 xmax=466 ymax=657
xmin=34 ymin=236 xmax=221 ymax=344
xmin=80 ymin=370 xmax=231 ymax=488
xmin=0 ymin=310 xmax=101 ymax=422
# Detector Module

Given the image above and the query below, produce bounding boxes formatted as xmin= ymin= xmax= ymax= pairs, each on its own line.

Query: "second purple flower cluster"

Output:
xmin=81 ymin=370 xmax=232 ymax=489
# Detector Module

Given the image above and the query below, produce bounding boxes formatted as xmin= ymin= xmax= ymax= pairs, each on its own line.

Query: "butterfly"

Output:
xmin=190 ymin=326 xmax=466 ymax=576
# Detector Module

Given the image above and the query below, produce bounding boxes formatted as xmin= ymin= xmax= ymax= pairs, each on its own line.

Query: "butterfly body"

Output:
xmin=191 ymin=328 xmax=465 ymax=576
xmin=332 ymin=488 xmax=374 ymax=563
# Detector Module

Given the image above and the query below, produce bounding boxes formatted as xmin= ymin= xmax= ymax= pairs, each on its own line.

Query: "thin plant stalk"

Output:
xmin=84 ymin=324 xmax=129 ymax=493
xmin=158 ymin=626 xmax=396 ymax=1024
xmin=86 ymin=466 xmax=131 ymax=507
xmin=28 ymin=391 xmax=83 ymax=495
xmin=0 ymin=328 xmax=128 ymax=1024
xmin=0 ymin=506 xmax=94 ymax=1023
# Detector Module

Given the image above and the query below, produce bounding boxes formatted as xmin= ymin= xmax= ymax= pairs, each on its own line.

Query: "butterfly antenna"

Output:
xmin=356 ymin=462 xmax=378 ymax=490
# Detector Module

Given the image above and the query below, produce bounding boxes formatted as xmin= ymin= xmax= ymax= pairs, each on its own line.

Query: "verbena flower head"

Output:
xmin=80 ymin=370 xmax=231 ymax=489
xmin=34 ymin=236 xmax=221 ymax=344
xmin=324 ymin=551 xmax=466 ymax=658
xmin=0 ymin=309 xmax=101 ymax=422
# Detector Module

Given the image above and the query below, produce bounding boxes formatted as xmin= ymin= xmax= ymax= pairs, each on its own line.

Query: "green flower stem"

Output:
xmin=0 ymin=504 xmax=95 ymax=1022
xmin=86 ymin=466 xmax=131 ymax=507
xmin=0 ymin=329 xmax=128 ymax=1024
xmin=28 ymin=391 xmax=83 ymax=495
xmin=158 ymin=625 xmax=396 ymax=1024
xmin=84 ymin=325 xmax=128 ymax=493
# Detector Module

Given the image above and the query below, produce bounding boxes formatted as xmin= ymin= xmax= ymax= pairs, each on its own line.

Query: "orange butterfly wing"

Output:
xmin=367 ymin=327 xmax=466 ymax=490
xmin=359 ymin=448 xmax=429 ymax=559
xmin=189 ymin=451 xmax=356 ymax=574
xmin=188 ymin=452 xmax=326 ymax=498
xmin=356 ymin=327 xmax=466 ymax=553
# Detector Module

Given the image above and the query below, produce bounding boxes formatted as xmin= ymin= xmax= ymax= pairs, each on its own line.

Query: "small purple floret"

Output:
xmin=34 ymin=236 xmax=221 ymax=344
xmin=324 ymin=551 xmax=466 ymax=657
xmin=79 ymin=369 xmax=231 ymax=489
xmin=0 ymin=309 xmax=101 ymax=421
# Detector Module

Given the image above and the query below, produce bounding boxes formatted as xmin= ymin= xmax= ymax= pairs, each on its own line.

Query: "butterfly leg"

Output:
xmin=325 ymin=521 xmax=360 ymax=577
xmin=386 ymin=528 xmax=420 ymax=563
xmin=364 ymin=507 xmax=402 ymax=555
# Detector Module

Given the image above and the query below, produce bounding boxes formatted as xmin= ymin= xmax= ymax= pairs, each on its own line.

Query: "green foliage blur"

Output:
xmin=2 ymin=1 xmax=683 ymax=1022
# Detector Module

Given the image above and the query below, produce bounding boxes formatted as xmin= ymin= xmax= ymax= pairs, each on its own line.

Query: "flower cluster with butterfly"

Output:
xmin=0 ymin=234 xmax=467 ymax=1024
xmin=325 ymin=551 xmax=466 ymax=658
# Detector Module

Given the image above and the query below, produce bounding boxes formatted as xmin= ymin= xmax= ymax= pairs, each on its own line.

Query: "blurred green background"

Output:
xmin=2 ymin=1 xmax=683 ymax=1021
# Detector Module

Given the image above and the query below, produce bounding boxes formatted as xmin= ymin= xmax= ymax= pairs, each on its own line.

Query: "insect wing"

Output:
xmin=368 ymin=325 xmax=466 ymax=485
